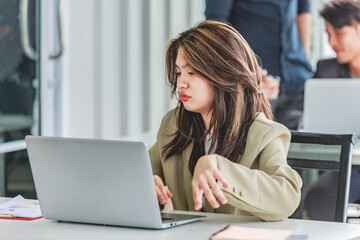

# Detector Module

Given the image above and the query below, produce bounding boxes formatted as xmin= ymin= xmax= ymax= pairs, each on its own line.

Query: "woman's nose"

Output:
xmin=177 ymin=75 xmax=189 ymax=89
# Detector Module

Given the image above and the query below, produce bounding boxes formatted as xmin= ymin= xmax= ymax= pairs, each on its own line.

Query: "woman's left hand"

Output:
xmin=192 ymin=154 xmax=230 ymax=210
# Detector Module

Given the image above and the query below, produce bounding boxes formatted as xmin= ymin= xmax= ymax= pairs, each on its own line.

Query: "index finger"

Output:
xmin=207 ymin=176 xmax=227 ymax=205
xmin=214 ymin=170 xmax=230 ymax=188
xmin=154 ymin=176 xmax=168 ymax=199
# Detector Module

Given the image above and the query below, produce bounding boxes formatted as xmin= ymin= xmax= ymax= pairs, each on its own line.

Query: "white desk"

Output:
xmin=1 ymin=198 xmax=360 ymax=240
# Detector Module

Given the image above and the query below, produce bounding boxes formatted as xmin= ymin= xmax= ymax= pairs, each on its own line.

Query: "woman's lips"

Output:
xmin=179 ymin=93 xmax=191 ymax=102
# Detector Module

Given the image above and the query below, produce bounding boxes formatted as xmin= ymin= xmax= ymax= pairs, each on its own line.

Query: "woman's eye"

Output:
xmin=188 ymin=72 xmax=194 ymax=75
xmin=176 ymin=72 xmax=181 ymax=76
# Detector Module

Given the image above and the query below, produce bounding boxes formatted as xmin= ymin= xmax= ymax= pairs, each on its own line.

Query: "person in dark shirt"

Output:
xmin=205 ymin=0 xmax=312 ymax=130
xmin=304 ymin=0 xmax=360 ymax=221
xmin=313 ymin=0 xmax=360 ymax=79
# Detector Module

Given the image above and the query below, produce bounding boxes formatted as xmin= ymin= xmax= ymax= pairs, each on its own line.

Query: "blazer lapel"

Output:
xmin=181 ymin=141 xmax=197 ymax=211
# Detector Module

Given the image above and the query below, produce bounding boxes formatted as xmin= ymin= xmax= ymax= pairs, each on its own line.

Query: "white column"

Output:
xmin=61 ymin=0 xmax=97 ymax=138
xmin=40 ymin=0 xmax=58 ymax=136
xmin=190 ymin=0 xmax=205 ymax=25
xmin=126 ymin=0 xmax=144 ymax=137
xmin=149 ymin=0 xmax=171 ymax=140
xmin=99 ymin=0 xmax=121 ymax=139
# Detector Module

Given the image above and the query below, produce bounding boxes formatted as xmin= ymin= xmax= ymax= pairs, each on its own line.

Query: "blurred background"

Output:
xmin=0 ymin=0 xmax=335 ymax=198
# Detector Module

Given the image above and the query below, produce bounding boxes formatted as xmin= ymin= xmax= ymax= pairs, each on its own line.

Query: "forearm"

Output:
xmin=296 ymin=12 xmax=311 ymax=60
xmin=216 ymin=140 xmax=302 ymax=221
xmin=149 ymin=142 xmax=165 ymax=181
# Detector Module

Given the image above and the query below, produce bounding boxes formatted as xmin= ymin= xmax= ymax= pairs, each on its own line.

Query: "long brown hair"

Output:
xmin=164 ymin=20 xmax=273 ymax=175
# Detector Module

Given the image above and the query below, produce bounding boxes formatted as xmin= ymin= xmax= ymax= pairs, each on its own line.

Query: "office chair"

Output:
xmin=288 ymin=131 xmax=356 ymax=222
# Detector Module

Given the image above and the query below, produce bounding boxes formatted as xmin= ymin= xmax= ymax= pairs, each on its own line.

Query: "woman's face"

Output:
xmin=176 ymin=48 xmax=215 ymax=118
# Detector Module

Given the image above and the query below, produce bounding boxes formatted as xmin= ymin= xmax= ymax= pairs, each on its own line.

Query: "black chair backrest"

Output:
xmin=288 ymin=131 xmax=356 ymax=222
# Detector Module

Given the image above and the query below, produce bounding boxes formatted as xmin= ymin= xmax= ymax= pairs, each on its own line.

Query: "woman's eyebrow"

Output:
xmin=175 ymin=63 xmax=190 ymax=69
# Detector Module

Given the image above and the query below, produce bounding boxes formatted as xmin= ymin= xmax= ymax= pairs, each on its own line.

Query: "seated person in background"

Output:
xmin=313 ymin=0 xmax=360 ymax=78
xmin=305 ymin=0 xmax=360 ymax=220
xmin=149 ymin=20 xmax=302 ymax=222
xmin=205 ymin=0 xmax=312 ymax=130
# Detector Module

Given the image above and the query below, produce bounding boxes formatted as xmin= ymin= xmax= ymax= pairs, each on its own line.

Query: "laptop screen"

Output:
xmin=303 ymin=78 xmax=360 ymax=142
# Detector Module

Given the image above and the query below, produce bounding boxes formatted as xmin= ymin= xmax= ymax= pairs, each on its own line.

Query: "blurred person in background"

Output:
xmin=305 ymin=0 xmax=360 ymax=221
xmin=205 ymin=0 xmax=312 ymax=130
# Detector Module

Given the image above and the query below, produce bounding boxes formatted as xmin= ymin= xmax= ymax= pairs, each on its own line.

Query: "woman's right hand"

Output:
xmin=154 ymin=175 xmax=173 ymax=205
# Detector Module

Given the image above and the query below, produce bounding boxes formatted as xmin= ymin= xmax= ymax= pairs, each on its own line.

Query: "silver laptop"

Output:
xmin=25 ymin=135 xmax=205 ymax=229
xmin=303 ymin=78 xmax=360 ymax=144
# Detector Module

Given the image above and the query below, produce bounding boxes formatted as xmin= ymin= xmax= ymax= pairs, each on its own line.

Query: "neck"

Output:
xmin=349 ymin=57 xmax=360 ymax=77
xmin=201 ymin=111 xmax=213 ymax=134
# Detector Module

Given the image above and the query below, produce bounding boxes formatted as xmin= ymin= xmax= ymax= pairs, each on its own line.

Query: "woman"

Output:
xmin=149 ymin=20 xmax=302 ymax=221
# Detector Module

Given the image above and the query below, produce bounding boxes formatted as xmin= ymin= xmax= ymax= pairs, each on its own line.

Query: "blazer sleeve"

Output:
xmin=205 ymin=0 xmax=234 ymax=23
xmin=216 ymin=130 xmax=302 ymax=221
xmin=148 ymin=109 xmax=177 ymax=184
xmin=149 ymin=142 xmax=165 ymax=183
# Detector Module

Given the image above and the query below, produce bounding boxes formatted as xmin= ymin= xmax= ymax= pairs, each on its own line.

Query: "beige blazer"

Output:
xmin=149 ymin=109 xmax=302 ymax=221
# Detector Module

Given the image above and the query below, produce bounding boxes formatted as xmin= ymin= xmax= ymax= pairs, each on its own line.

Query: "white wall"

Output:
xmin=310 ymin=0 xmax=336 ymax=69
xmin=50 ymin=0 xmax=334 ymax=145
xmin=58 ymin=0 xmax=205 ymax=146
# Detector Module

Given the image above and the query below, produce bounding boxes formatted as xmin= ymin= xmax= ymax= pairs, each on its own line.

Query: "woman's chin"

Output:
xmin=183 ymin=104 xmax=196 ymax=113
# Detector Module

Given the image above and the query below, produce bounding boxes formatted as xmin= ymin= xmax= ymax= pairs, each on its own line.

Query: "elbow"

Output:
xmin=276 ymin=182 xmax=302 ymax=221
xmin=256 ymin=198 xmax=300 ymax=222
xmin=257 ymin=184 xmax=302 ymax=222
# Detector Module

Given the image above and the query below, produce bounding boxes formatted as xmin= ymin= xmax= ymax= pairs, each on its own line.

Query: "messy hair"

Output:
xmin=164 ymin=20 xmax=273 ymax=175
xmin=321 ymin=0 xmax=360 ymax=29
